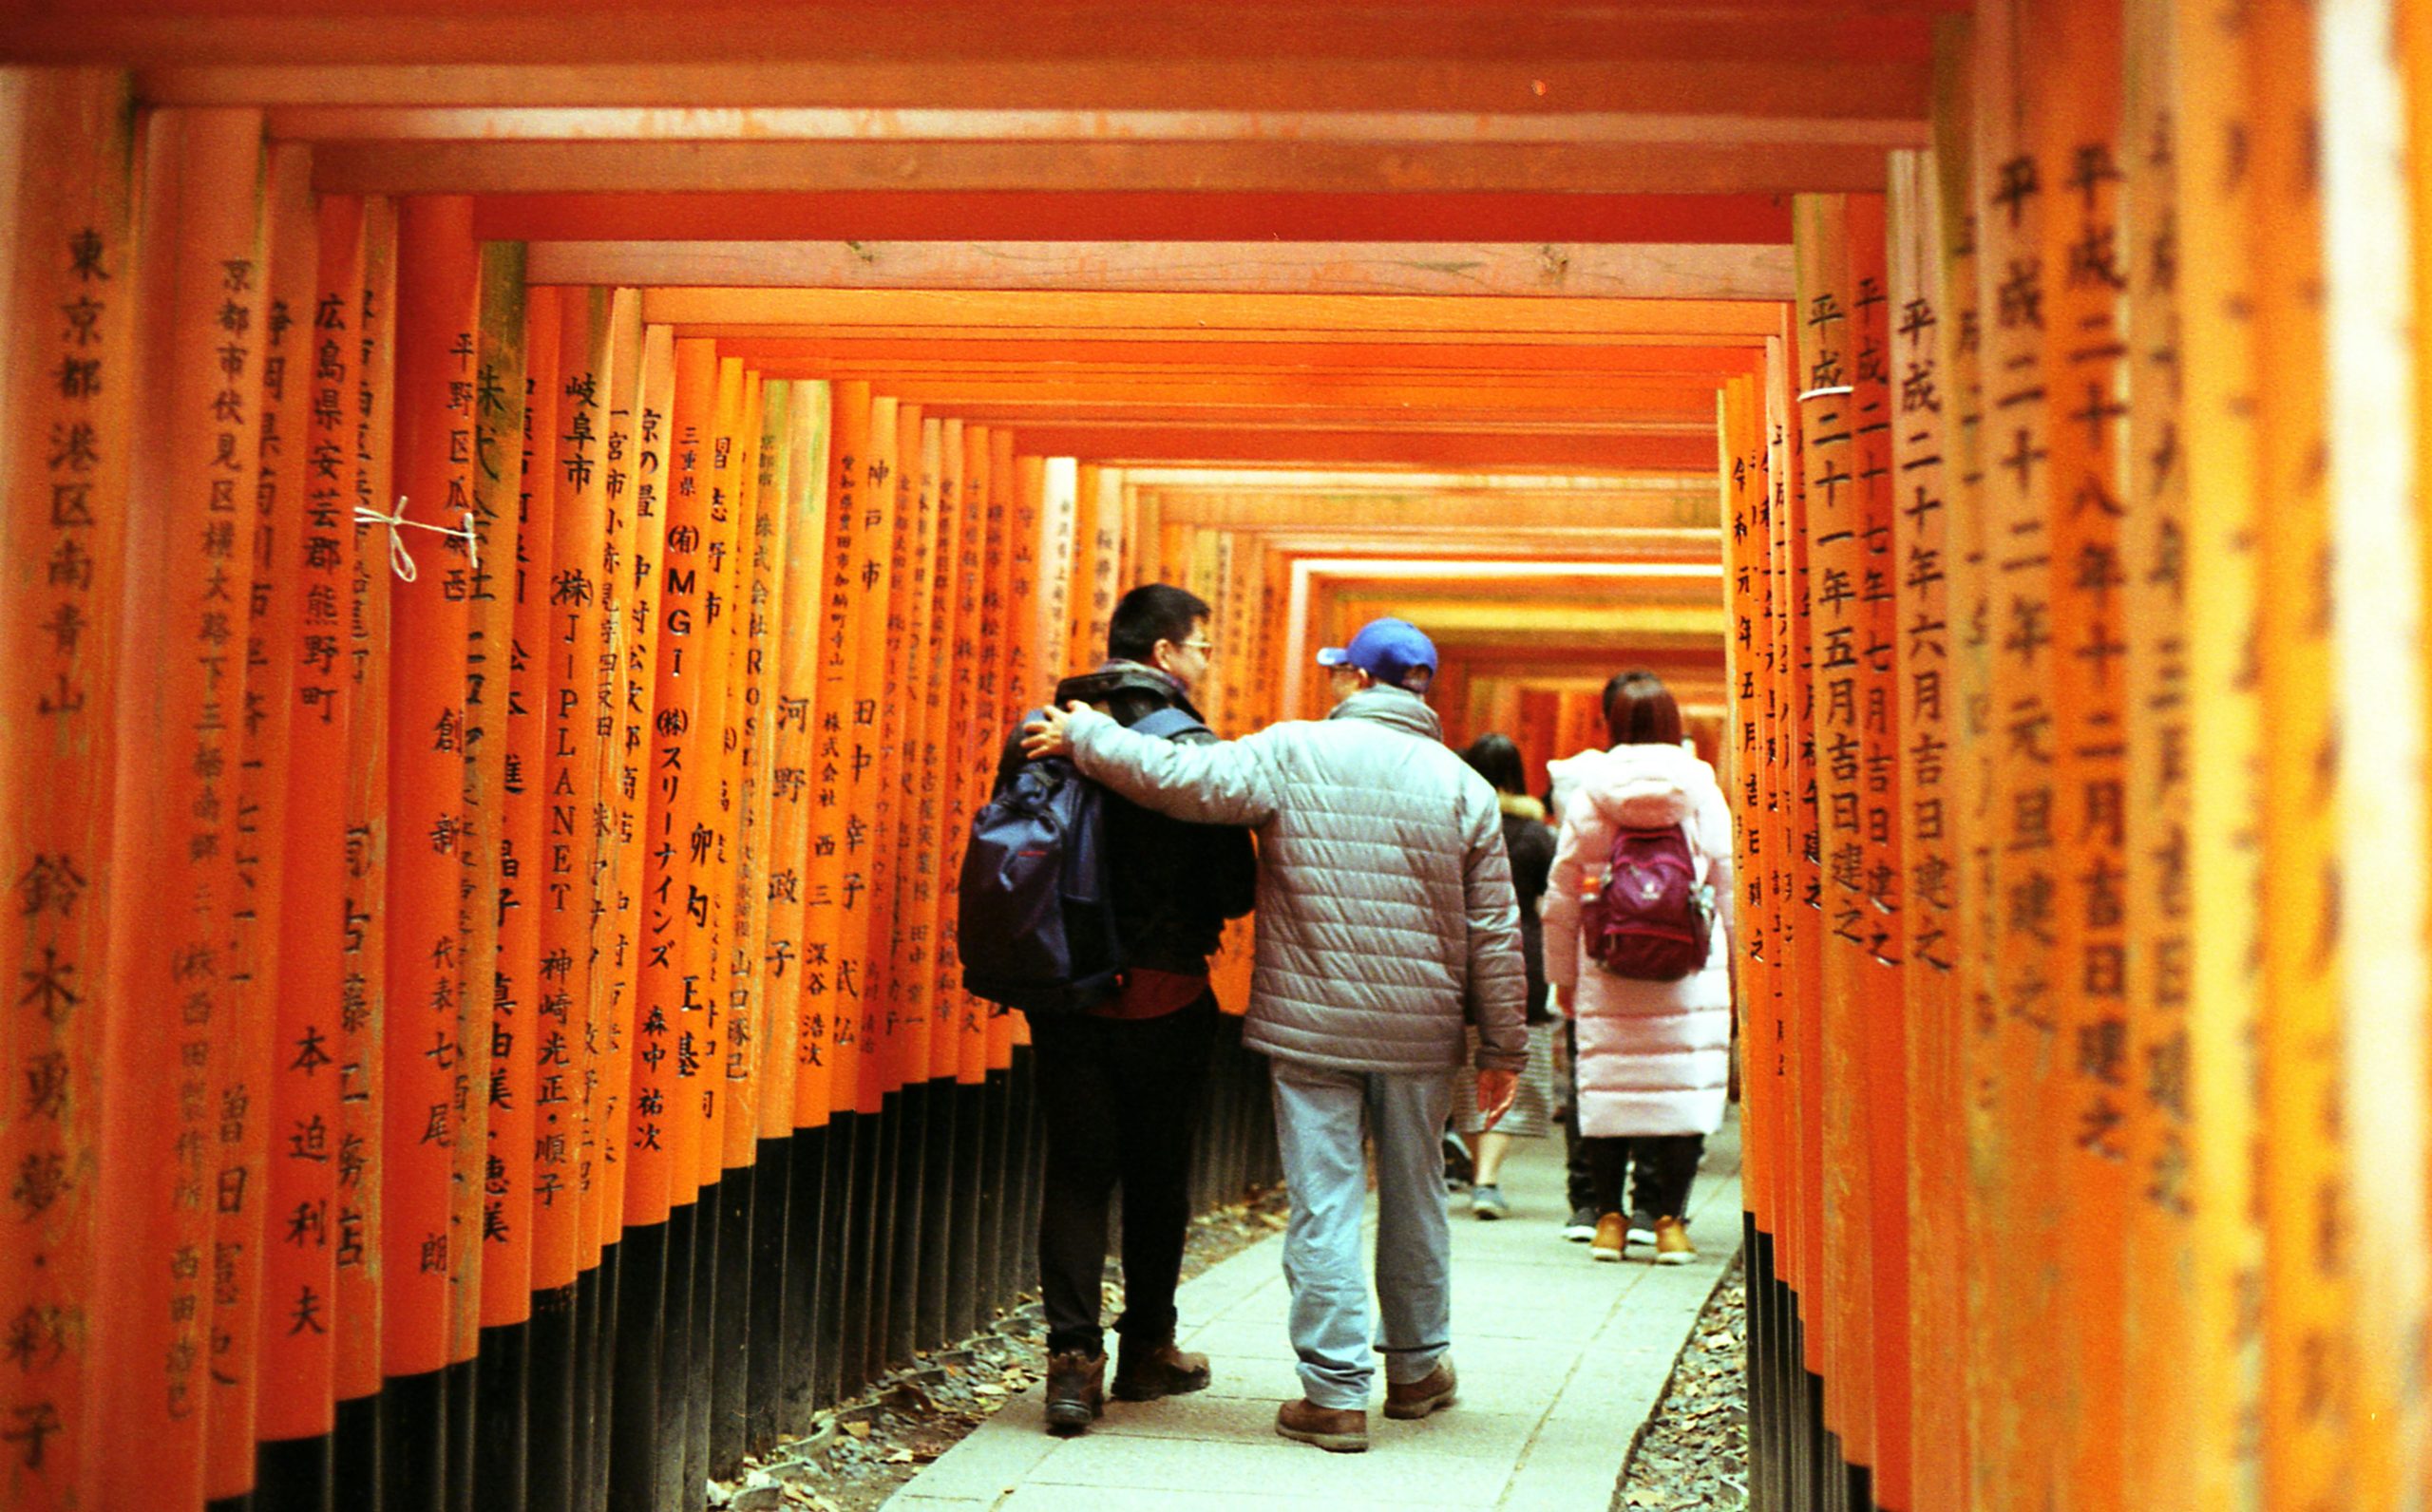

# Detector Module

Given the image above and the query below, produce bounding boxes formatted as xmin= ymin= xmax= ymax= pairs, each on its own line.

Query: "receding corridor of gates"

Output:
xmin=8 ymin=3 xmax=2432 ymax=1509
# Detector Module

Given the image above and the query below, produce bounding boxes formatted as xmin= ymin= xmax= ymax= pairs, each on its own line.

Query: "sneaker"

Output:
xmin=1276 ymin=1398 xmax=1369 ymax=1453
xmin=1653 ymin=1216 xmax=1696 ymax=1265
xmin=1589 ymin=1212 xmax=1626 ymax=1263
xmin=1043 ymin=1349 xmax=1106 ymax=1434
xmin=1383 ymin=1358 xmax=1458 ymax=1420
xmin=1441 ymin=1131 xmax=1474 ymax=1189
xmin=1562 ymin=1206 xmax=1598 ymax=1241
xmin=1470 ymin=1183 xmax=1509 ymax=1220
xmin=1627 ymin=1212 xmax=1659 ymax=1247
xmin=1111 ymin=1333 xmax=1211 ymax=1401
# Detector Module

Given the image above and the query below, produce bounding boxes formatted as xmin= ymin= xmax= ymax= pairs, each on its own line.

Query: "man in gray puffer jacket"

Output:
xmin=1025 ymin=615 xmax=1528 ymax=1453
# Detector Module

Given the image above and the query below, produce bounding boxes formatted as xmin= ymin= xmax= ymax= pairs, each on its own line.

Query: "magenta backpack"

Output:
xmin=1583 ymin=822 xmax=1713 ymax=981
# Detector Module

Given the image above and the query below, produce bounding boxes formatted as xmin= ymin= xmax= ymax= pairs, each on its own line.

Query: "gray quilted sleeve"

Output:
xmin=1067 ymin=707 xmax=1282 ymax=828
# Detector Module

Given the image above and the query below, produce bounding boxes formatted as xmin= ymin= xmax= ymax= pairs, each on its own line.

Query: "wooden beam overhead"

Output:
xmin=694 ymin=337 xmax=1765 ymax=379
xmin=524 ymin=240 xmax=1796 ymax=299
xmin=266 ymin=105 xmax=1928 ymax=147
xmin=982 ymin=426 xmax=1716 ymax=468
xmin=476 ymin=191 xmax=1797 ymax=244
xmin=308 ymin=137 xmax=1892 ymax=195
xmin=52 ymin=6 xmax=1938 ymax=78
xmin=636 ymin=288 xmax=1784 ymax=341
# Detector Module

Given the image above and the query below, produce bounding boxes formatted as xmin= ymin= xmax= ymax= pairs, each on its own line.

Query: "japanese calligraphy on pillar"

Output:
xmin=333 ymin=192 xmax=395 ymax=1421
xmin=257 ymin=190 xmax=364 ymax=1452
xmin=0 ymin=71 xmax=135 ymax=1509
xmin=380 ymin=196 xmax=482 ymax=1383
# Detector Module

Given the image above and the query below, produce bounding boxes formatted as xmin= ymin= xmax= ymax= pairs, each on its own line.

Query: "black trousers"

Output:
xmin=1582 ymin=1132 xmax=1704 ymax=1220
xmin=1030 ymin=992 xmax=1217 ymax=1357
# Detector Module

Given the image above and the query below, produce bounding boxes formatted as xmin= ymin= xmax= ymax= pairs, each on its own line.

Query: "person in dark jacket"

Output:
xmin=995 ymin=583 xmax=1258 ymax=1434
xmin=1447 ymin=734 xmax=1557 ymax=1220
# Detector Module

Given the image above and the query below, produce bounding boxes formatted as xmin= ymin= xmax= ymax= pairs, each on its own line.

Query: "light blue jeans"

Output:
xmin=1269 ymin=1059 xmax=1455 ymax=1408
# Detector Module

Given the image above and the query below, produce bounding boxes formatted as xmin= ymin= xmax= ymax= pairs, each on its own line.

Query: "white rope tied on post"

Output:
xmin=355 ymin=493 xmax=479 ymax=583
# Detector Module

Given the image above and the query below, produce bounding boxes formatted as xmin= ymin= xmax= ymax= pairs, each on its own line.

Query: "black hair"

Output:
xmin=1107 ymin=583 xmax=1213 ymax=663
xmin=1461 ymin=732 xmax=1529 ymax=797
xmin=1603 ymin=670 xmax=1682 ymax=747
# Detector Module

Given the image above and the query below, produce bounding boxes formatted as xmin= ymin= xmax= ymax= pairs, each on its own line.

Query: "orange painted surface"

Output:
xmin=718 ymin=369 xmax=771 ymax=1172
xmin=534 ymin=288 xmax=612 ymax=1284
xmin=605 ymin=315 xmax=675 ymax=1219
xmin=334 ymin=191 xmax=398 ymax=1412
xmin=1847 ymin=192 xmax=1910 ymax=1507
xmin=2031 ymin=4 xmax=2130 ymax=1503
xmin=207 ymin=139 xmax=315 ymax=1499
xmin=1887 ymin=145 xmax=1964 ymax=1512
xmin=491 ymin=279 xmax=558 ymax=1315
xmin=846 ymin=396 xmax=906 ymax=1115
xmin=630 ymin=336 xmax=719 ymax=1224
xmin=690 ymin=356 xmax=746 ymax=1186
xmin=257 ymin=188 xmax=364 ymax=1446
xmin=578 ymin=286 xmax=642 ymax=1270
xmin=379 ymin=192 xmax=480 ymax=1383
xmin=0 ymin=69 xmax=136 ymax=1512
xmin=801 ymin=382 xmax=878 ymax=1123
xmin=757 ymin=378 xmax=815 ymax=1142
xmin=89 ymin=105 xmax=267 ymax=1512
xmin=2252 ymin=1 xmax=2351 ymax=1504
xmin=1794 ymin=192 xmax=1873 ymax=1463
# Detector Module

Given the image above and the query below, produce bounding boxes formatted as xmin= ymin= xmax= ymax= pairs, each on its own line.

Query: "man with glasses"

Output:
xmin=998 ymin=582 xmax=1257 ymax=1433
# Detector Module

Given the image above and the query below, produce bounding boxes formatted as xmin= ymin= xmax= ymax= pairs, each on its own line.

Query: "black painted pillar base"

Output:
xmin=444 ymin=1355 xmax=476 ymax=1512
xmin=710 ymin=1163 xmax=754 ymax=1480
xmin=605 ymin=1219 xmax=666 ymax=1512
xmin=471 ymin=1319 xmax=530 ymax=1512
xmin=254 ymin=1431 xmax=334 ymax=1512
xmin=333 ymin=1391 xmax=383 ymax=1512
xmin=382 ymin=1368 xmax=446 ymax=1512
xmin=527 ymin=1283 xmax=579 ymax=1512
xmin=656 ymin=1200 xmax=698 ymax=1512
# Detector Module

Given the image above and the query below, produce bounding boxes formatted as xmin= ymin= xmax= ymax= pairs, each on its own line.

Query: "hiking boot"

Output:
xmin=1043 ymin=1349 xmax=1106 ymax=1434
xmin=1653 ymin=1216 xmax=1696 ymax=1266
xmin=1470 ymin=1182 xmax=1510 ymax=1220
xmin=1111 ymin=1332 xmax=1211 ymax=1401
xmin=1276 ymin=1398 xmax=1368 ymax=1452
xmin=1589 ymin=1212 xmax=1626 ymax=1263
xmin=1384 ymin=1359 xmax=1458 ymax=1421
xmin=1562 ymin=1205 xmax=1598 ymax=1241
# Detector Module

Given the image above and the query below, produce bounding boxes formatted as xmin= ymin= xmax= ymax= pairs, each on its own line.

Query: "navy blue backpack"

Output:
xmin=956 ymin=706 xmax=1205 ymax=1015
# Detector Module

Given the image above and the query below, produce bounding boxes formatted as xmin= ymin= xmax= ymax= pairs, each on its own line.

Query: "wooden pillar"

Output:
xmin=2169 ymin=0 xmax=2268 ymax=1500
xmin=0 ymin=68 xmax=136 ymax=1512
xmin=89 ymin=104 xmax=268 ymax=1512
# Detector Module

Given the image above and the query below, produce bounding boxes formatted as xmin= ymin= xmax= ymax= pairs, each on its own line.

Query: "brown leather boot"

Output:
xmin=1042 ymin=1349 xmax=1106 ymax=1435
xmin=1110 ymin=1332 xmax=1212 ymax=1401
xmin=1383 ymin=1357 xmax=1458 ymax=1420
xmin=1275 ymin=1397 xmax=1368 ymax=1453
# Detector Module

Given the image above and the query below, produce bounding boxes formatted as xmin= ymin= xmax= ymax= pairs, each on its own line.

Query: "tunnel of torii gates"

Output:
xmin=16 ymin=1 xmax=2432 ymax=1510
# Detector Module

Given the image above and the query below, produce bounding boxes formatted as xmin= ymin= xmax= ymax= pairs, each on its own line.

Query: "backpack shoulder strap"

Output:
xmin=1127 ymin=706 xmax=1210 ymax=743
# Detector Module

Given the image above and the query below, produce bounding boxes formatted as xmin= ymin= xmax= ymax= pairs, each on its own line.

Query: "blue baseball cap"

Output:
xmin=1316 ymin=616 xmax=1437 ymax=691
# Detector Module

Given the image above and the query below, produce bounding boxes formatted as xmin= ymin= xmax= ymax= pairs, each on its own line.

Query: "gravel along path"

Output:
xmin=1611 ymin=1253 xmax=1750 ymax=1512
xmin=708 ymin=1180 xmax=1293 ymax=1512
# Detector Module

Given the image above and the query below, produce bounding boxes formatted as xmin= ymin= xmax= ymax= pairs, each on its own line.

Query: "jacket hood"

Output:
xmin=1326 ymin=684 xmax=1442 ymax=743
xmin=1551 ymin=742 xmax=1713 ymax=828
xmin=1055 ymin=659 xmax=1199 ymax=714
xmin=1498 ymin=792 xmax=1547 ymax=822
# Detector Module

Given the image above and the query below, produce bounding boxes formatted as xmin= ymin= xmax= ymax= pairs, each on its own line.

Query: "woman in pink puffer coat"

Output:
xmin=1541 ymin=671 xmax=1734 ymax=1265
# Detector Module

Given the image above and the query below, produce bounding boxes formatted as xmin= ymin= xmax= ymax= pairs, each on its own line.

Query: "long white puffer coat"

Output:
xmin=1541 ymin=742 xmax=1736 ymax=1138
xmin=1064 ymin=685 xmax=1529 ymax=1077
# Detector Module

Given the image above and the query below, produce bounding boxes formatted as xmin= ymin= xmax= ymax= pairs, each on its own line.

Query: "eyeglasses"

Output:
xmin=1177 ymin=639 xmax=1217 ymax=656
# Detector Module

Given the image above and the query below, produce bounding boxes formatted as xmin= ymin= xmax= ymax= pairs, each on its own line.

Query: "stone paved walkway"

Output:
xmin=882 ymin=1110 xmax=1743 ymax=1511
